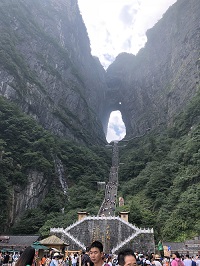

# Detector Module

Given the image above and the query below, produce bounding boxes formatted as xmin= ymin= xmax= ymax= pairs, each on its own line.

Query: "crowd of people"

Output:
xmin=0 ymin=241 xmax=200 ymax=266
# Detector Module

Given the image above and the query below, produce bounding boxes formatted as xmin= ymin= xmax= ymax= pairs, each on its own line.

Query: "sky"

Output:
xmin=77 ymin=0 xmax=177 ymax=142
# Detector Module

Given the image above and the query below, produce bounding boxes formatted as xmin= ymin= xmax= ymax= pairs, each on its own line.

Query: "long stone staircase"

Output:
xmin=50 ymin=141 xmax=155 ymax=254
xmin=98 ymin=141 xmax=119 ymax=217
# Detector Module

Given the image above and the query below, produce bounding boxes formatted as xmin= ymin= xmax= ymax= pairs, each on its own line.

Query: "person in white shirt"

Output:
xmin=195 ymin=256 xmax=200 ymax=266
xmin=50 ymin=253 xmax=60 ymax=266
xmin=72 ymin=254 xmax=78 ymax=266
xmin=152 ymin=254 xmax=162 ymax=266
xmin=184 ymin=255 xmax=192 ymax=266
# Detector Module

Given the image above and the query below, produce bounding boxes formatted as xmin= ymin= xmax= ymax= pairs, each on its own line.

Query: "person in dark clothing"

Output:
xmin=82 ymin=247 xmax=93 ymax=266
xmin=3 ymin=253 xmax=10 ymax=264
xmin=15 ymin=246 xmax=35 ymax=266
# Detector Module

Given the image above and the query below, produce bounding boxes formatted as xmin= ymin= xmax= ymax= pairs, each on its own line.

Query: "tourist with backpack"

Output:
xmin=183 ymin=255 xmax=192 ymax=266
xmin=82 ymin=248 xmax=93 ymax=266
xmin=171 ymin=252 xmax=184 ymax=266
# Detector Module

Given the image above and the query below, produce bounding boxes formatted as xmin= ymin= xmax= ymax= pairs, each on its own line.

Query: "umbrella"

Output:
xmin=1 ymin=248 xmax=16 ymax=252
xmin=31 ymin=241 xmax=49 ymax=250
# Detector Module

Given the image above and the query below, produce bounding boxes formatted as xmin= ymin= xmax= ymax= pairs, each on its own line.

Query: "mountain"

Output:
xmin=0 ymin=0 xmax=199 ymax=241
xmin=1 ymin=0 xmax=199 ymax=142
xmin=0 ymin=0 xmax=107 ymax=145
xmin=105 ymin=0 xmax=200 ymax=136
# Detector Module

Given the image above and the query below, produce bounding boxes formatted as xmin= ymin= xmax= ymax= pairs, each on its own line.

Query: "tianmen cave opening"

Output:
xmin=106 ymin=110 xmax=126 ymax=143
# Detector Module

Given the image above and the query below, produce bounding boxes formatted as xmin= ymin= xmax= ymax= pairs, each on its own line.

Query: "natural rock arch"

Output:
xmin=100 ymin=80 xmax=133 ymax=140
xmin=106 ymin=110 xmax=126 ymax=142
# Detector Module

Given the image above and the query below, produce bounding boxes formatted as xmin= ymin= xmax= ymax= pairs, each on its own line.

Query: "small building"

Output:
xmin=39 ymin=235 xmax=66 ymax=253
xmin=164 ymin=236 xmax=200 ymax=257
xmin=0 ymin=235 xmax=40 ymax=252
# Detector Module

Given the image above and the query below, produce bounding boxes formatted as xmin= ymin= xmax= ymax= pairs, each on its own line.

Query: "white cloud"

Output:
xmin=106 ymin=111 xmax=126 ymax=143
xmin=78 ymin=0 xmax=177 ymax=68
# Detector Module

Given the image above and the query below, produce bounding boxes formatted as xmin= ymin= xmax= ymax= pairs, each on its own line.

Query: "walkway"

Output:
xmin=98 ymin=141 xmax=119 ymax=217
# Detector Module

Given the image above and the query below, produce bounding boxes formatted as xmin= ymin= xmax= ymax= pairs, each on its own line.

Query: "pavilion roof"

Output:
xmin=40 ymin=235 xmax=64 ymax=245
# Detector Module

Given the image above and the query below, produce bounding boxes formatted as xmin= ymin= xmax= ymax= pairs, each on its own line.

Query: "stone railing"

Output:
xmin=111 ymin=225 xmax=154 ymax=254
xmin=50 ymin=227 xmax=86 ymax=250
xmin=111 ymin=231 xmax=139 ymax=254
xmin=51 ymin=216 xmax=153 ymax=232
xmin=51 ymin=216 xmax=154 ymax=254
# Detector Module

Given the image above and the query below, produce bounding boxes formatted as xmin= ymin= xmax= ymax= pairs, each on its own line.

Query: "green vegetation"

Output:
xmin=118 ymin=90 xmax=200 ymax=241
xmin=1 ymin=88 xmax=199 ymax=241
xmin=0 ymin=0 xmax=199 ymax=243
xmin=0 ymin=96 xmax=110 ymax=235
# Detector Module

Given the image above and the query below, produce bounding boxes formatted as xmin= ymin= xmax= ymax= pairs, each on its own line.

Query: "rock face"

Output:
xmin=104 ymin=0 xmax=200 ymax=137
xmin=0 ymin=0 xmax=107 ymax=145
xmin=0 ymin=0 xmax=199 ymax=228
xmin=11 ymin=171 xmax=48 ymax=225
xmin=0 ymin=0 xmax=199 ymax=142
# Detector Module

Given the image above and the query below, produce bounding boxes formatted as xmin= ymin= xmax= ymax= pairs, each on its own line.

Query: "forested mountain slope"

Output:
xmin=0 ymin=0 xmax=199 ymax=241
xmin=0 ymin=96 xmax=111 ymax=234
xmin=118 ymin=90 xmax=200 ymax=241
xmin=1 ymin=88 xmax=199 ymax=240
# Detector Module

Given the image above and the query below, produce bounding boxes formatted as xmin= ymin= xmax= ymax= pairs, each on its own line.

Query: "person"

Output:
xmin=72 ymin=254 xmax=78 ymax=266
xmin=112 ymin=256 xmax=118 ymax=266
xmin=89 ymin=241 xmax=104 ymax=266
xmin=157 ymin=241 xmax=164 ymax=258
xmin=45 ymin=255 xmax=51 ymax=266
xmin=65 ymin=257 xmax=70 ymax=266
xmin=15 ymin=246 xmax=35 ymax=266
xmin=106 ymin=256 xmax=112 ymax=266
xmin=50 ymin=253 xmax=60 ymax=266
xmin=58 ymin=254 xmax=65 ymax=266
xmin=3 ymin=252 xmax=10 ymax=265
xmin=69 ymin=256 xmax=72 ymax=266
xmin=0 ymin=252 xmax=3 ymax=266
xmin=191 ymin=258 xmax=196 ymax=266
xmin=82 ymin=248 xmax=93 ymax=266
xmin=152 ymin=255 xmax=162 ymax=266
xmin=195 ymin=255 xmax=200 ymax=266
xmin=13 ymin=253 xmax=19 ymax=263
xmin=184 ymin=255 xmax=192 ymax=266
xmin=39 ymin=255 xmax=47 ymax=266
xmin=117 ymin=248 xmax=137 ymax=266
xmin=145 ymin=260 xmax=152 ymax=266
xmin=137 ymin=254 xmax=145 ymax=266
xmin=171 ymin=252 xmax=184 ymax=266
xmin=149 ymin=253 xmax=155 ymax=264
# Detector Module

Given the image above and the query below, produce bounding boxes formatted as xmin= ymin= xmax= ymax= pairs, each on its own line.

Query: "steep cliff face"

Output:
xmin=105 ymin=0 xmax=200 ymax=137
xmin=0 ymin=0 xmax=107 ymax=144
xmin=0 ymin=0 xmax=200 ymax=233
xmin=0 ymin=96 xmax=111 ymax=232
xmin=0 ymin=0 xmax=199 ymax=143
xmin=0 ymin=0 xmax=110 ymax=230
xmin=10 ymin=170 xmax=48 ymax=225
